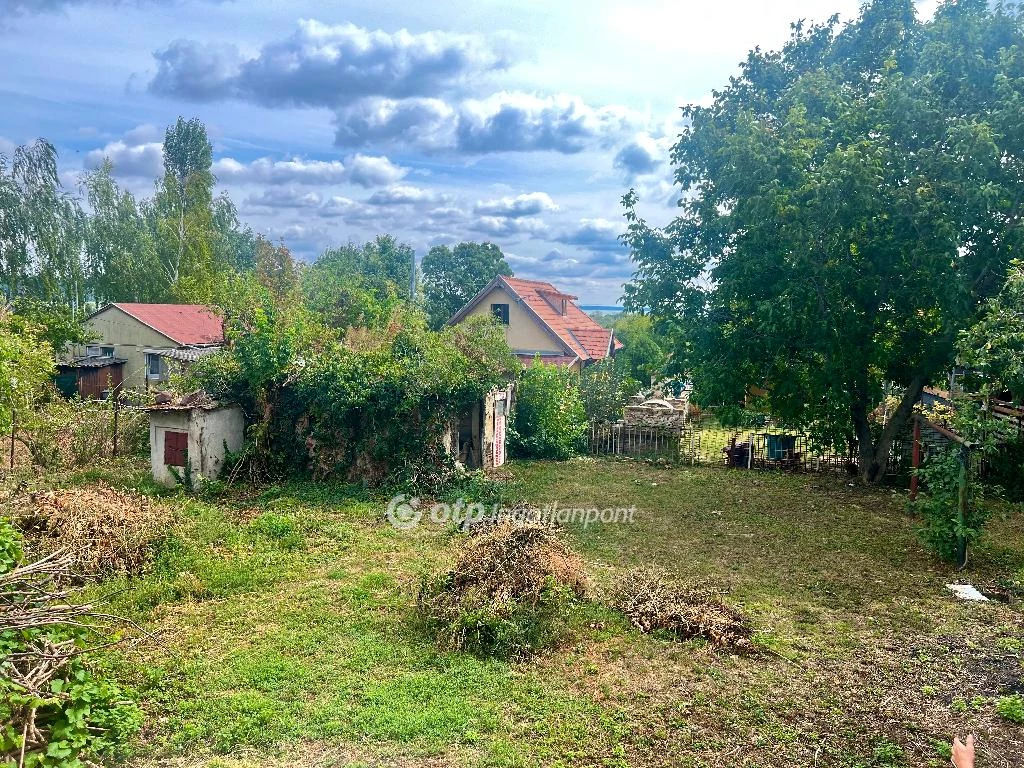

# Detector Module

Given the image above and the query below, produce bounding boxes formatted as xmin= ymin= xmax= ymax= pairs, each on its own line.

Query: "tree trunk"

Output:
xmin=854 ymin=375 xmax=927 ymax=483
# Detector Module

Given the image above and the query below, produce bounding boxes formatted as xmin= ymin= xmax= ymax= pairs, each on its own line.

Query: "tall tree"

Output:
xmin=622 ymin=0 xmax=1024 ymax=482
xmin=152 ymin=117 xmax=218 ymax=302
xmin=421 ymin=241 xmax=512 ymax=329
xmin=0 ymin=140 xmax=85 ymax=308
xmin=82 ymin=160 xmax=161 ymax=303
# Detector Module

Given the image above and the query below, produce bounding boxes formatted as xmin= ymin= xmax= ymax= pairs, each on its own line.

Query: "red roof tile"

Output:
xmin=104 ymin=303 xmax=224 ymax=346
xmin=499 ymin=277 xmax=616 ymax=363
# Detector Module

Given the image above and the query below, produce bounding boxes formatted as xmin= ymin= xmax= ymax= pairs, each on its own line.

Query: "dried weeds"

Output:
xmin=12 ymin=483 xmax=172 ymax=578
xmin=612 ymin=567 xmax=753 ymax=650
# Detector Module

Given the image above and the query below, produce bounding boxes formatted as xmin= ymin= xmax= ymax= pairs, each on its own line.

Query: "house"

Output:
xmin=78 ymin=303 xmax=224 ymax=391
xmin=448 ymin=276 xmax=621 ymax=370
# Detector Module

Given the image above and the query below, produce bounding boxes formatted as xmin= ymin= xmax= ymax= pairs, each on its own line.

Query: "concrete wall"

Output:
xmin=81 ymin=308 xmax=176 ymax=391
xmin=149 ymin=406 xmax=245 ymax=487
xmin=463 ymin=285 xmax=564 ymax=355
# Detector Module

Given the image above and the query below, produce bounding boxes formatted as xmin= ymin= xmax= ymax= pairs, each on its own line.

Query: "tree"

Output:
xmin=152 ymin=117 xmax=219 ymax=302
xmin=303 ymin=235 xmax=417 ymax=330
xmin=0 ymin=308 xmax=54 ymax=434
xmin=254 ymin=237 xmax=298 ymax=300
xmin=421 ymin=241 xmax=512 ymax=329
xmin=959 ymin=260 xmax=1024 ymax=403
xmin=82 ymin=161 xmax=162 ymax=304
xmin=610 ymin=314 xmax=667 ymax=385
xmin=508 ymin=359 xmax=587 ymax=459
xmin=9 ymin=297 xmax=94 ymax=353
xmin=622 ymin=0 xmax=1024 ymax=482
xmin=0 ymin=140 xmax=85 ymax=308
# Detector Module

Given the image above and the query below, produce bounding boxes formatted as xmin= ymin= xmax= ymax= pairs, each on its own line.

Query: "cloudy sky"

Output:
xmin=1 ymin=0 xmax=940 ymax=304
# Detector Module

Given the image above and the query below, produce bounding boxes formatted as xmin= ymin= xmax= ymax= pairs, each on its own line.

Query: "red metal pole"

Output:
xmin=910 ymin=416 xmax=921 ymax=500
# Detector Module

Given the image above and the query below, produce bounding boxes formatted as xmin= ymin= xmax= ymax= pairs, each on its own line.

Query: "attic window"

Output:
xmin=490 ymin=303 xmax=510 ymax=325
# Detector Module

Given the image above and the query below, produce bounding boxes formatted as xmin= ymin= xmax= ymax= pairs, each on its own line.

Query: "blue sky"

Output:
xmin=1 ymin=0 xmax=939 ymax=304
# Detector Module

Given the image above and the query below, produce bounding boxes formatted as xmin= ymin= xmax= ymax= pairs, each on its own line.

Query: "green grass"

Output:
xmin=66 ymin=459 xmax=1024 ymax=767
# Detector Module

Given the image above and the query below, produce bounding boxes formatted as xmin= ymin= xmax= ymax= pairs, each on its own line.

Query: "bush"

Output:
xmin=911 ymin=447 xmax=990 ymax=563
xmin=0 ymin=521 xmax=141 ymax=766
xmin=578 ymin=359 xmax=639 ymax=422
xmin=417 ymin=521 xmax=588 ymax=657
xmin=508 ymin=359 xmax=587 ymax=460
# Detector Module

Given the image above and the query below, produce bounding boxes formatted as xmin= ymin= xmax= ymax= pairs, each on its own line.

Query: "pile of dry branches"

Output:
xmin=417 ymin=520 xmax=589 ymax=653
xmin=437 ymin=520 xmax=588 ymax=605
xmin=612 ymin=568 xmax=753 ymax=650
xmin=12 ymin=483 xmax=171 ymax=578
xmin=1 ymin=550 xmax=92 ymax=767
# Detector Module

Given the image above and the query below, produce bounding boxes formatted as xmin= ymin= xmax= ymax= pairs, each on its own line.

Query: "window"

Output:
xmin=490 ymin=303 xmax=510 ymax=325
xmin=163 ymin=430 xmax=188 ymax=467
xmin=86 ymin=345 xmax=101 ymax=357
xmin=101 ymin=346 xmax=115 ymax=357
xmin=146 ymin=353 xmax=165 ymax=379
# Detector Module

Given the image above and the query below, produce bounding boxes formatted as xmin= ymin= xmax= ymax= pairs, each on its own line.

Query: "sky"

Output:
xmin=0 ymin=0 xmax=941 ymax=304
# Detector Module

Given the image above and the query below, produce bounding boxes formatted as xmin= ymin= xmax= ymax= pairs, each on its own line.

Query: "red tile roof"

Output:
xmin=499 ymin=277 xmax=616 ymax=364
xmin=102 ymin=303 xmax=224 ymax=346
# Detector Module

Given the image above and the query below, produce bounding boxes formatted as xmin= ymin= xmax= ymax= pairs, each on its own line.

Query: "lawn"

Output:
xmin=80 ymin=459 xmax=1024 ymax=767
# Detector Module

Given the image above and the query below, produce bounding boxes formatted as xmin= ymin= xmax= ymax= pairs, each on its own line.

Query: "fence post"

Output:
xmin=909 ymin=416 xmax=921 ymax=501
xmin=956 ymin=444 xmax=969 ymax=570
xmin=112 ymin=396 xmax=120 ymax=458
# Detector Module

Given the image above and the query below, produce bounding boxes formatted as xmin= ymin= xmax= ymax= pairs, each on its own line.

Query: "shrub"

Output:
xmin=21 ymin=393 xmax=148 ymax=470
xmin=911 ymin=447 xmax=990 ymax=563
xmin=578 ymin=359 xmax=640 ymax=422
xmin=0 ymin=521 xmax=141 ymax=766
xmin=417 ymin=521 xmax=588 ymax=657
xmin=508 ymin=359 xmax=587 ymax=460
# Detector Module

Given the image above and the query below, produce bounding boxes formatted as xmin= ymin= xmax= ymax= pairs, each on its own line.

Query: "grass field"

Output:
xmin=76 ymin=458 xmax=1024 ymax=767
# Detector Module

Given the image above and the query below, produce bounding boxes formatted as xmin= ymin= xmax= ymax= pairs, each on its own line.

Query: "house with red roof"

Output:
xmin=79 ymin=303 xmax=225 ymax=390
xmin=448 ymin=276 xmax=621 ymax=370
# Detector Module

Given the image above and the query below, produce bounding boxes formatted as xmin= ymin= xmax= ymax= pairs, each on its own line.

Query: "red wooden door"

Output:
xmin=163 ymin=430 xmax=188 ymax=466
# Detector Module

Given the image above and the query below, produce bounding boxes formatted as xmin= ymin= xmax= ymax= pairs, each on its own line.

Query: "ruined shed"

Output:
xmin=146 ymin=397 xmax=244 ymax=486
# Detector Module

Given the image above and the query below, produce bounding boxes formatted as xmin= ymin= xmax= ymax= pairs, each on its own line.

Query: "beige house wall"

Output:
xmin=463 ymin=285 xmax=565 ymax=355
xmin=78 ymin=309 xmax=177 ymax=390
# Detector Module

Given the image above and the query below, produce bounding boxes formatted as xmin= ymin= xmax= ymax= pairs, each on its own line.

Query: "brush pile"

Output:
xmin=12 ymin=483 xmax=171 ymax=578
xmin=418 ymin=520 xmax=588 ymax=656
xmin=612 ymin=568 xmax=753 ymax=650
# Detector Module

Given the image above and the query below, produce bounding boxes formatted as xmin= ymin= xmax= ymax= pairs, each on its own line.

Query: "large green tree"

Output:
xmin=0 ymin=140 xmax=85 ymax=308
xmin=152 ymin=117 xmax=219 ymax=302
xmin=302 ymin=235 xmax=416 ymax=329
xmin=623 ymin=0 xmax=1024 ymax=482
xmin=959 ymin=259 xmax=1024 ymax=403
xmin=82 ymin=160 xmax=162 ymax=303
xmin=421 ymin=241 xmax=512 ymax=329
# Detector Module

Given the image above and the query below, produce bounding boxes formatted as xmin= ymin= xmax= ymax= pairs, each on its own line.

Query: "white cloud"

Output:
xmin=149 ymin=20 xmax=512 ymax=107
xmin=83 ymin=139 xmax=163 ymax=178
xmin=474 ymin=191 xmax=557 ymax=217
xmin=212 ymin=154 xmax=407 ymax=187
xmin=367 ymin=184 xmax=446 ymax=205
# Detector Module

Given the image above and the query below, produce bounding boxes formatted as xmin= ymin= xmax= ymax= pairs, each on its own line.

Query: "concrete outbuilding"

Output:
xmin=146 ymin=398 xmax=244 ymax=487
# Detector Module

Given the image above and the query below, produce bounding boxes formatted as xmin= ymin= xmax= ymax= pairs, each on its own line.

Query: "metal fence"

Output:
xmin=590 ymin=407 xmax=906 ymax=476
